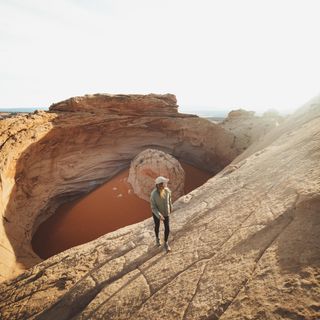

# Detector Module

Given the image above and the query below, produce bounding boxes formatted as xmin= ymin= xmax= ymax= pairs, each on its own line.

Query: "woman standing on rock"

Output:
xmin=150 ymin=176 xmax=172 ymax=252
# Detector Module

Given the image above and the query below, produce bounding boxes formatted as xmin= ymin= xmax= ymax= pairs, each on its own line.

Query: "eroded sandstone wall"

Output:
xmin=0 ymin=111 xmax=57 ymax=280
xmin=0 ymin=94 xmax=243 ymax=281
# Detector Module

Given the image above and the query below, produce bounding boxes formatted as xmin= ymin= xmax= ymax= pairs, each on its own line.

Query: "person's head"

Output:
xmin=155 ymin=176 xmax=169 ymax=191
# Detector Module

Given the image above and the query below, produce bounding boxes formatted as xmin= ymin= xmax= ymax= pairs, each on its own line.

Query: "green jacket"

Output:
xmin=150 ymin=187 xmax=173 ymax=218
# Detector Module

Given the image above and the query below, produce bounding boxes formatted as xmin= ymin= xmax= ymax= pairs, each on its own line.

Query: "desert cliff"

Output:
xmin=1 ymin=93 xmax=318 ymax=320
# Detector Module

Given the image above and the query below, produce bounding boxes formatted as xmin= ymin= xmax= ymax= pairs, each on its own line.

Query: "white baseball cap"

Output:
xmin=155 ymin=176 xmax=169 ymax=185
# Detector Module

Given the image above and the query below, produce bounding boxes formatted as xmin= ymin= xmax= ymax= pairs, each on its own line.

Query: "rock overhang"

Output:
xmin=49 ymin=93 xmax=179 ymax=116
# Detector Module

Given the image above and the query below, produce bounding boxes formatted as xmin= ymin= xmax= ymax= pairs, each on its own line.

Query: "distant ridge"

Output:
xmin=180 ymin=108 xmax=229 ymax=117
xmin=0 ymin=107 xmax=48 ymax=113
xmin=1 ymin=107 xmax=228 ymax=117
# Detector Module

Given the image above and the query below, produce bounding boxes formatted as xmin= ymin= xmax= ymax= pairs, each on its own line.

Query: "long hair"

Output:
xmin=157 ymin=184 xmax=166 ymax=199
xmin=159 ymin=188 xmax=166 ymax=199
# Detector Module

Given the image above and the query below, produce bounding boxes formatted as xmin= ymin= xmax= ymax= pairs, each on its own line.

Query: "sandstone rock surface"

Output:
xmin=50 ymin=93 xmax=179 ymax=115
xmin=0 ymin=95 xmax=319 ymax=319
xmin=221 ymin=108 xmax=283 ymax=152
xmin=127 ymin=149 xmax=185 ymax=201
xmin=0 ymin=94 xmax=241 ymax=282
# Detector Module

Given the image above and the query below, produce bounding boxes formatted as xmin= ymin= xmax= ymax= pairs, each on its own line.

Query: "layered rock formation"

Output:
xmin=0 ymin=94 xmax=319 ymax=319
xmin=50 ymin=93 xmax=178 ymax=115
xmin=0 ymin=94 xmax=244 ymax=282
xmin=127 ymin=148 xmax=185 ymax=201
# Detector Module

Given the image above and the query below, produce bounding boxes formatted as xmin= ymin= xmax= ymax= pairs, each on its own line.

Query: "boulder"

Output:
xmin=127 ymin=149 xmax=185 ymax=201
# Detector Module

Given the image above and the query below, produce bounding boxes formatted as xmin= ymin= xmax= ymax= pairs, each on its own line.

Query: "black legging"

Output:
xmin=153 ymin=213 xmax=170 ymax=242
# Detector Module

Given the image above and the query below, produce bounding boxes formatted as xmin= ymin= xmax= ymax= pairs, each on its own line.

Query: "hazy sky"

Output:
xmin=1 ymin=0 xmax=320 ymax=114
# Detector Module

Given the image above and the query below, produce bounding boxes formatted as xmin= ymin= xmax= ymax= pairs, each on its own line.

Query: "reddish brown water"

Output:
xmin=32 ymin=162 xmax=212 ymax=259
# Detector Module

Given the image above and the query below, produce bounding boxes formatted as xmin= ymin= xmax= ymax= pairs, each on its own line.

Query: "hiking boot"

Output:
xmin=156 ymin=238 xmax=161 ymax=247
xmin=164 ymin=242 xmax=171 ymax=252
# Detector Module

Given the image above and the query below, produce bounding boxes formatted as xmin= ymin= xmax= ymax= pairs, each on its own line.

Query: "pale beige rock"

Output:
xmin=127 ymin=149 xmax=185 ymax=201
xmin=221 ymin=108 xmax=283 ymax=152
xmin=1 ymin=94 xmax=319 ymax=320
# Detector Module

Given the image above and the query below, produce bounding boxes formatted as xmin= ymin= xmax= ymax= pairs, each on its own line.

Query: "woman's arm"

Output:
xmin=150 ymin=193 xmax=162 ymax=219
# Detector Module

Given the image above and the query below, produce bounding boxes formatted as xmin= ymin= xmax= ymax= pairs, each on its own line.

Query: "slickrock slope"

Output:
xmin=0 ymin=95 xmax=319 ymax=320
xmin=0 ymin=94 xmax=241 ymax=282
xmin=128 ymin=148 xmax=185 ymax=201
